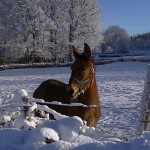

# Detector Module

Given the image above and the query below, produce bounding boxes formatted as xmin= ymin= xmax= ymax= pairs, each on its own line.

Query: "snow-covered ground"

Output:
xmin=0 ymin=62 xmax=150 ymax=149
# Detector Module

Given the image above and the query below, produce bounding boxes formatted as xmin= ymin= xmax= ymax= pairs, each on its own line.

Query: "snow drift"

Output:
xmin=0 ymin=62 xmax=150 ymax=149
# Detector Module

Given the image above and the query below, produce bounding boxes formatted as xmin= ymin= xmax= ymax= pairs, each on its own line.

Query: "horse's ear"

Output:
xmin=72 ymin=45 xmax=80 ymax=58
xmin=84 ymin=43 xmax=91 ymax=58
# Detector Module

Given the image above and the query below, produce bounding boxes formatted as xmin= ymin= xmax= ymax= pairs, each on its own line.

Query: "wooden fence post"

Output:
xmin=137 ymin=65 xmax=150 ymax=135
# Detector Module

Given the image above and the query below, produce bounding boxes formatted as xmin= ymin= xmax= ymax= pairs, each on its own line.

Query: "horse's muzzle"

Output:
xmin=66 ymin=85 xmax=80 ymax=100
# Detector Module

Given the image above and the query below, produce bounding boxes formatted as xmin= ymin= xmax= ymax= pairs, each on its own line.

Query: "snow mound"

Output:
xmin=0 ymin=89 xmax=150 ymax=149
xmin=0 ymin=127 xmax=150 ymax=150
xmin=12 ymin=89 xmax=28 ymax=103
xmin=41 ymin=116 xmax=84 ymax=141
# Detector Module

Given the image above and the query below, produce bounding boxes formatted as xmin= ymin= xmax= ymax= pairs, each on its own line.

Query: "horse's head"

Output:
xmin=67 ymin=43 xmax=95 ymax=100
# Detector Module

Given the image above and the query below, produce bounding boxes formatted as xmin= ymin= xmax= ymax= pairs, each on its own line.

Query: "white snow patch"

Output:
xmin=0 ymin=62 xmax=150 ymax=149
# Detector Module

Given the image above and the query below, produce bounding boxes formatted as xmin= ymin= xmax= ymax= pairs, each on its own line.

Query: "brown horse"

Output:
xmin=33 ymin=43 xmax=101 ymax=127
xmin=67 ymin=43 xmax=101 ymax=127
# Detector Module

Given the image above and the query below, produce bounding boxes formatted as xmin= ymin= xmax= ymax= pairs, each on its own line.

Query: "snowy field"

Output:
xmin=0 ymin=62 xmax=150 ymax=149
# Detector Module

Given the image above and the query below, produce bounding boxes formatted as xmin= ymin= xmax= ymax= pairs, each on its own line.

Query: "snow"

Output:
xmin=0 ymin=61 xmax=150 ymax=149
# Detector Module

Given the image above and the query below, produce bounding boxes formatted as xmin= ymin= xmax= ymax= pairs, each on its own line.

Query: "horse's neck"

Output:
xmin=79 ymin=76 xmax=99 ymax=105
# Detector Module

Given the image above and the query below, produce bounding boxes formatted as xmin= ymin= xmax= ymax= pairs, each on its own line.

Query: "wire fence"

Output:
xmin=0 ymin=101 xmax=140 ymax=112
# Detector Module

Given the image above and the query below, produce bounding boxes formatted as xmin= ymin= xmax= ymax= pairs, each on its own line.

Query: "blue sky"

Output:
xmin=99 ymin=0 xmax=150 ymax=35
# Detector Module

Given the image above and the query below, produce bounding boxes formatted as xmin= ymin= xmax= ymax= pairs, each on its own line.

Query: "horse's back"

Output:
xmin=33 ymin=79 xmax=70 ymax=103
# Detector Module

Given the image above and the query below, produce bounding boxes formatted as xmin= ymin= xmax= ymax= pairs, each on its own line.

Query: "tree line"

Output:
xmin=102 ymin=25 xmax=150 ymax=54
xmin=1 ymin=0 xmax=149 ymax=65
xmin=0 ymin=0 xmax=103 ymax=64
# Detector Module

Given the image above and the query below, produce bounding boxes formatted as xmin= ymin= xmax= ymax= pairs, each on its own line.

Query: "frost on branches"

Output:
xmin=0 ymin=0 xmax=103 ymax=64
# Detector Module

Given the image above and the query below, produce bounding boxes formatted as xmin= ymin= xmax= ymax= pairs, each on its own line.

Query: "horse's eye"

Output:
xmin=82 ymin=68 xmax=86 ymax=71
xmin=80 ymin=68 xmax=86 ymax=72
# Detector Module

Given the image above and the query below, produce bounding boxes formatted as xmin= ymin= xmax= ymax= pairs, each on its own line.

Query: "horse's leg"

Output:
xmin=83 ymin=108 xmax=101 ymax=127
xmin=92 ymin=108 xmax=101 ymax=127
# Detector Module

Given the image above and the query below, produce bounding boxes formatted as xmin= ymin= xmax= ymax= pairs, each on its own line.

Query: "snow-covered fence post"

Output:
xmin=137 ymin=65 xmax=150 ymax=135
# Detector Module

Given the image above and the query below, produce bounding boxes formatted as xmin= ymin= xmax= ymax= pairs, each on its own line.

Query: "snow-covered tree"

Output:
xmin=130 ymin=32 xmax=150 ymax=50
xmin=0 ymin=0 xmax=103 ymax=63
xmin=67 ymin=0 xmax=103 ymax=51
xmin=8 ymin=0 xmax=55 ymax=63
xmin=39 ymin=0 xmax=68 ymax=63
xmin=0 ymin=0 xmax=17 ymax=62
xmin=6 ymin=0 xmax=40 ymax=62
xmin=104 ymin=25 xmax=129 ymax=53
xmin=115 ymin=39 xmax=130 ymax=54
